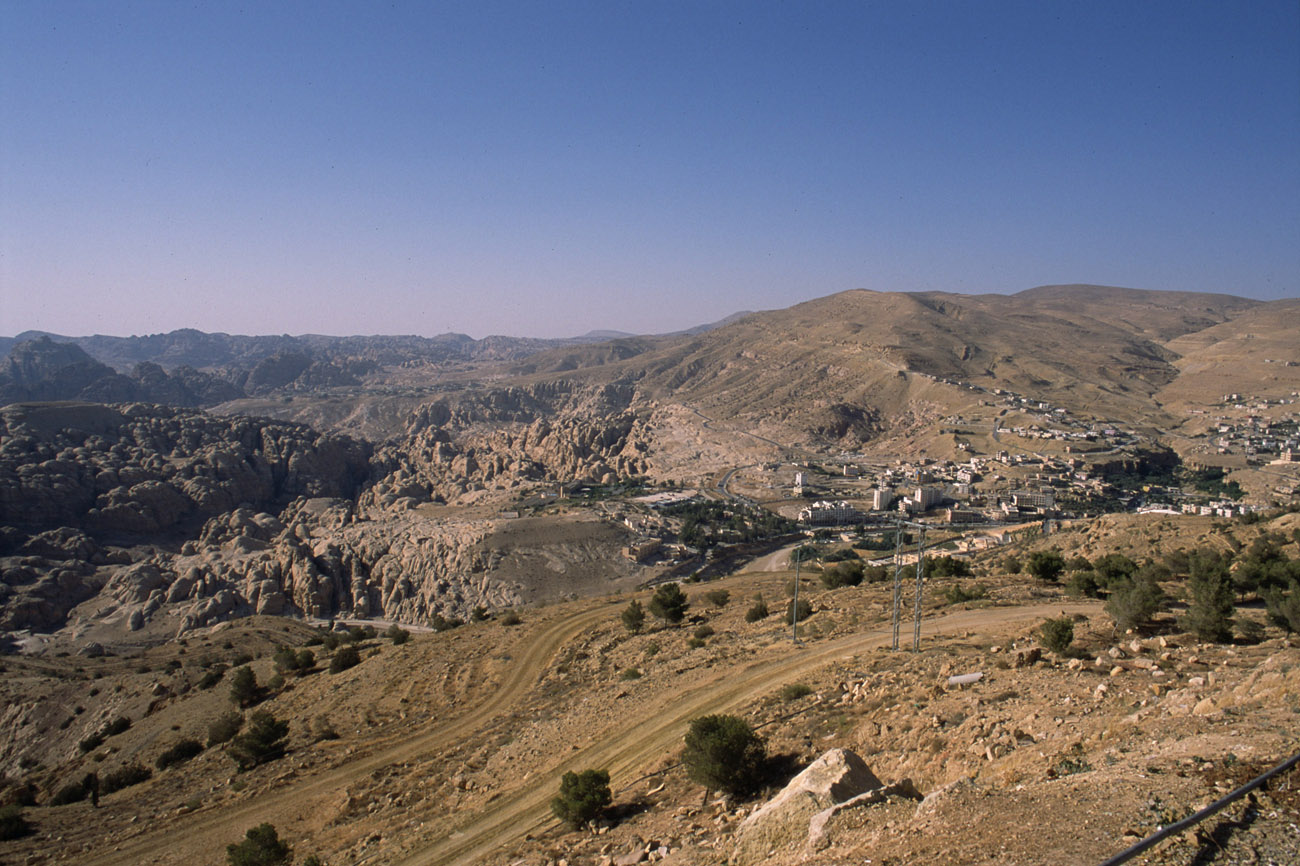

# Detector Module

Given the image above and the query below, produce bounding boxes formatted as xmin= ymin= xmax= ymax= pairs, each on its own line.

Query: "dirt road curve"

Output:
xmin=390 ymin=600 xmax=1098 ymax=866
xmin=93 ymin=603 xmax=614 ymax=866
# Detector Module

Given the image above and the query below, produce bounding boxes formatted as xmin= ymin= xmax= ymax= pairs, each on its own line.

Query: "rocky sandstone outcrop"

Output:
xmin=732 ymin=749 xmax=899 ymax=866
xmin=0 ymin=402 xmax=372 ymax=533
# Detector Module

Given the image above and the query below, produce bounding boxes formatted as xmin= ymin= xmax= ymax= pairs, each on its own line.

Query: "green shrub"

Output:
xmin=329 ymin=645 xmax=361 ymax=674
xmin=1066 ymin=571 xmax=1102 ymax=598
xmin=1038 ymin=617 xmax=1075 ymax=654
xmin=78 ymin=732 xmax=104 ymax=753
xmin=1105 ymin=573 xmax=1166 ymax=632
xmin=156 ymin=738 xmax=205 ymax=770
xmin=820 ymin=561 xmax=864 ymax=589
xmin=745 ymin=599 xmax=770 ymax=623
xmin=311 ymin=715 xmax=340 ymax=741
xmin=1264 ymin=580 xmax=1300 ymax=632
xmin=550 ymin=769 xmax=612 ymax=829
xmin=226 ymin=823 xmax=291 ymax=866
xmin=385 ymin=624 xmax=410 ymax=645
xmin=49 ymin=782 xmax=89 ymax=806
xmin=1027 ymin=550 xmax=1065 ymax=583
xmin=428 ymin=613 xmax=463 ymax=632
xmin=470 ymin=606 xmax=490 ymax=622
xmin=862 ymin=565 xmax=889 ymax=583
xmin=649 ymin=583 xmax=689 ymax=625
xmin=229 ymin=665 xmax=259 ymax=707
xmin=0 ymin=804 xmax=31 ymax=840
xmin=208 ymin=711 xmax=244 ymax=747
xmin=785 ymin=598 xmax=813 ymax=625
xmin=778 ymin=683 xmax=812 ymax=702
xmin=1182 ymin=552 xmax=1236 ymax=642
xmin=500 ymin=610 xmax=523 ymax=626
xmin=942 ymin=582 xmax=987 ymax=605
xmin=1001 ymin=555 xmax=1022 ymax=574
xmin=198 ymin=666 xmax=227 ymax=690
xmin=100 ymin=763 xmax=151 ymax=795
xmin=621 ymin=599 xmax=646 ymax=634
xmin=227 ymin=711 xmax=289 ymax=771
xmin=693 ymin=624 xmax=715 ymax=640
xmin=705 ymin=589 xmax=731 ymax=607
xmin=102 ymin=716 xmax=131 ymax=737
xmin=687 ymin=636 xmax=706 ymax=649
xmin=619 ymin=668 xmax=642 ymax=680
xmin=682 ymin=714 xmax=766 ymax=797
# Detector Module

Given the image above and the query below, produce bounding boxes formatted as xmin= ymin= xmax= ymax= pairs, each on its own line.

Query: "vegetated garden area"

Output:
xmin=662 ymin=499 xmax=797 ymax=550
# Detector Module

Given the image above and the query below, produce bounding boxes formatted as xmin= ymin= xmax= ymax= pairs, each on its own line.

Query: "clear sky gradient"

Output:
xmin=3 ymin=1 xmax=1298 ymax=339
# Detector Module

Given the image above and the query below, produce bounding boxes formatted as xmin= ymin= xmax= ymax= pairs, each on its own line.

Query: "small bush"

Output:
xmin=500 ymin=610 xmax=523 ymax=626
xmin=470 ymin=606 xmax=490 ymax=622
xmin=745 ymin=599 xmax=770 ymax=622
xmin=227 ymin=711 xmax=289 ymax=771
xmin=778 ymin=683 xmax=812 ymax=702
xmin=227 ymin=823 xmax=292 ymax=866
xmin=49 ymin=782 xmax=89 ymax=806
xmin=687 ymin=636 xmax=706 ymax=649
xmin=820 ymin=562 xmax=864 ymax=589
xmin=1237 ymin=618 xmax=1266 ymax=645
xmin=329 ymin=645 xmax=361 ymax=674
xmin=682 ymin=714 xmax=767 ymax=797
xmin=230 ymin=652 xmax=254 ymax=666
xmin=550 ymin=769 xmax=612 ymax=829
xmin=208 ymin=711 xmax=244 ymax=747
xmin=649 ymin=583 xmax=689 ymax=625
xmin=705 ymin=589 xmax=731 ymax=607
xmin=942 ymin=582 xmax=987 ymax=605
xmin=620 ymin=668 xmax=642 ymax=680
xmin=198 ymin=666 xmax=228 ymax=690
xmin=100 ymin=763 xmax=151 ymax=795
xmin=1038 ymin=617 xmax=1075 ymax=654
xmin=693 ymin=624 xmax=715 ymax=640
xmin=1066 ymin=571 xmax=1102 ymax=598
xmin=102 ymin=716 xmax=131 ymax=737
xmin=312 ymin=715 xmax=340 ymax=741
xmin=786 ymin=598 xmax=813 ymax=625
xmin=78 ymin=732 xmax=104 ymax=754
xmin=385 ymin=624 xmax=411 ymax=645
xmin=0 ymin=804 xmax=32 ymax=840
xmin=621 ymin=599 xmax=646 ymax=634
xmin=1105 ymin=574 xmax=1166 ymax=632
xmin=428 ymin=613 xmax=463 ymax=632
xmin=156 ymin=738 xmax=204 ymax=770
xmin=229 ymin=665 xmax=259 ymax=707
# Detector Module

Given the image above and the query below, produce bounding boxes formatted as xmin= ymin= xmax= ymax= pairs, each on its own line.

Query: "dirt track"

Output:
xmin=77 ymin=597 xmax=1099 ymax=866
xmin=388 ymin=600 xmax=1099 ymax=865
xmin=91 ymin=603 xmax=615 ymax=866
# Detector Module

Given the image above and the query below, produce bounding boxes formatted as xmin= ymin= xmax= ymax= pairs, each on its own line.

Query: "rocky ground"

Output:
xmin=1 ymin=549 xmax=1296 ymax=866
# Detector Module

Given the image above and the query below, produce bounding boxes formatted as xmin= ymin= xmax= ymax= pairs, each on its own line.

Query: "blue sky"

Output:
xmin=2 ymin=1 xmax=1298 ymax=339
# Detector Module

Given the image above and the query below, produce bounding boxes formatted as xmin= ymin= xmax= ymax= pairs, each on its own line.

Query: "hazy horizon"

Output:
xmin=3 ymin=2 xmax=1298 ymax=340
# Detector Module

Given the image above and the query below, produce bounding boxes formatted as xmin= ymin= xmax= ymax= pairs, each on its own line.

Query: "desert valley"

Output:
xmin=1 ymin=285 xmax=1299 ymax=866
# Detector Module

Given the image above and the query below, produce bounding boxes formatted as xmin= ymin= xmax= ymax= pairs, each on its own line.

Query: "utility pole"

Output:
xmin=792 ymin=552 xmax=801 ymax=644
xmin=889 ymin=517 xmax=930 ymax=652
xmin=913 ymin=527 xmax=926 ymax=651
xmin=890 ymin=525 xmax=904 ymax=651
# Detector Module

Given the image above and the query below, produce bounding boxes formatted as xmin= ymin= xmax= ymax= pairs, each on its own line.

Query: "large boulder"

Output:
xmin=732 ymin=749 xmax=882 ymax=865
